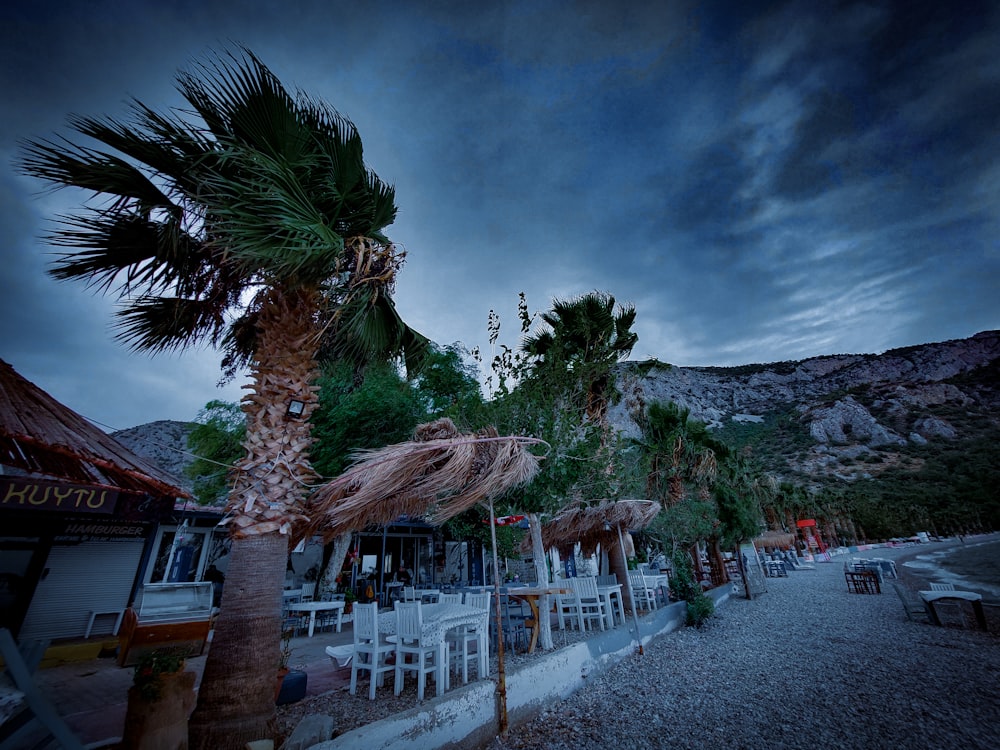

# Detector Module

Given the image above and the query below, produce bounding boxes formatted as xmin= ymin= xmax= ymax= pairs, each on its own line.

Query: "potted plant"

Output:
xmin=342 ymin=586 xmax=357 ymax=614
xmin=275 ymin=630 xmax=293 ymax=700
xmin=122 ymin=647 xmax=196 ymax=749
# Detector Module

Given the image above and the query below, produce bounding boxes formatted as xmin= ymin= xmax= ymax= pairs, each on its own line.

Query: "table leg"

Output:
xmin=525 ymin=597 xmax=540 ymax=653
xmin=308 ymin=612 xmax=317 ymax=637
xmin=972 ymin=600 xmax=988 ymax=631
xmin=437 ymin=643 xmax=447 ymax=696
xmin=336 ymin=608 xmax=343 ymax=633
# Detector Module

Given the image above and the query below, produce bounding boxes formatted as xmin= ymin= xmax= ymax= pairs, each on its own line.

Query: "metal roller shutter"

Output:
xmin=20 ymin=539 xmax=143 ymax=641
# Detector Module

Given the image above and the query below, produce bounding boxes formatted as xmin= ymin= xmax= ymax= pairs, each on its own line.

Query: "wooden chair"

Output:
xmin=628 ymin=571 xmax=659 ymax=611
xmin=348 ymin=602 xmax=394 ymax=700
xmin=930 ymin=582 xmax=956 ymax=591
xmin=394 ymin=602 xmax=443 ymax=700
xmin=555 ymin=584 xmax=585 ymax=631
xmin=438 ymin=593 xmax=463 ymax=605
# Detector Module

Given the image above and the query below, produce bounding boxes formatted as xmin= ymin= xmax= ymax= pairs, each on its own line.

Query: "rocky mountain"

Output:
xmin=607 ymin=330 xmax=1000 ymax=487
xmin=112 ymin=420 xmax=195 ymax=494
xmin=112 ymin=331 xmax=999 ymax=512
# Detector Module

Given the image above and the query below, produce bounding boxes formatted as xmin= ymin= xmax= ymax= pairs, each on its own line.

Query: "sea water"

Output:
xmin=901 ymin=535 xmax=1000 ymax=599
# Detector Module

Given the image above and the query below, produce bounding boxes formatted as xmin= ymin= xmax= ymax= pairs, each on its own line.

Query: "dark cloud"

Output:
xmin=1 ymin=0 xmax=997 ymax=427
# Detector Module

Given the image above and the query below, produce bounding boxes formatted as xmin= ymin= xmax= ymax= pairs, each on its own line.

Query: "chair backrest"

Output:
xmin=628 ymin=570 xmax=646 ymax=588
xmin=395 ymin=601 xmax=424 ymax=641
xmin=403 ymin=586 xmax=416 ymax=601
xmin=930 ymin=582 xmax=955 ymax=591
xmin=353 ymin=601 xmax=379 ymax=643
xmin=596 ymin=574 xmax=617 ymax=587
xmin=439 ymin=593 xmax=463 ymax=605
xmin=574 ymin=576 xmax=599 ymax=600
xmin=465 ymin=592 xmax=491 ymax=611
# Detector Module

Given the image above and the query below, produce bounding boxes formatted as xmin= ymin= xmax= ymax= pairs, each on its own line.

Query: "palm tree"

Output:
xmin=522 ymin=290 xmax=637 ymax=421
xmin=18 ymin=48 xmax=425 ymax=748
xmin=510 ymin=292 xmax=637 ymax=632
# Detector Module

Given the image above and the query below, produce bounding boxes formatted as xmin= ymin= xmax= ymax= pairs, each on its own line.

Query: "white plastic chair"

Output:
xmin=447 ymin=592 xmax=491 ymax=683
xmin=930 ymin=582 xmax=956 ymax=591
xmin=348 ymin=602 xmax=394 ymax=700
xmin=394 ymin=601 xmax=443 ymax=700
xmin=570 ymin=577 xmax=605 ymax=631
xmin=438 ymin=593 xmax=463 ymax=605
xmin=628 ymin=571 xmax=658 ymax=611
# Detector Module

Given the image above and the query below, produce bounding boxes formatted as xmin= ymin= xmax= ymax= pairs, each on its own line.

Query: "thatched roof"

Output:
xmin=754 ymin=529 xmax=796 ymax=548
xmin=305 ymin=418 xmax=543 ymax=540
xmin=536 ymin=498 xmax=661 ymax=555
xmin=0 ymin=359 xmax=187 ymax=498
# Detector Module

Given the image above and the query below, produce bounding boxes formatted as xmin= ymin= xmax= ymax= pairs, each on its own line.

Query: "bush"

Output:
xmin=670 ymin=550 xmax=715 ymax=628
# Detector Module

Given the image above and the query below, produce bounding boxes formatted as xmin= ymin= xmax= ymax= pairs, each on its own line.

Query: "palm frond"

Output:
xmin=306 ymin=418 xmax=544 ymax=540
xmin=114 ymin=296 xmax=227 ymax=352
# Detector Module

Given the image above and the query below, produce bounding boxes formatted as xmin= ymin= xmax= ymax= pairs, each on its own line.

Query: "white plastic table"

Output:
xmin=919 ymin=590 xmax=987 ymax=630
xmin=597 ymin=583 xmax=624 ymax=629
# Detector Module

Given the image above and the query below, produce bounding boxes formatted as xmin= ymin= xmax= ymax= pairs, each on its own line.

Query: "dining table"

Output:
xmin=285 ymin=600 xmax=345 ymax=637
xmin=378 ymin=603 xmax=489 ymax=697
xmin=508 ymin=586 xmax=571 ymax=653
xmin=919 ymin=589 xmax=988 ymax=631
xmin=596 ymin=583 xmax=624 ymax=629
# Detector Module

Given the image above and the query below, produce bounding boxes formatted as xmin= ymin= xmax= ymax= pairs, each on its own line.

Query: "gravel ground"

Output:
xmin=491 ymin=543 xmax=1000 ymax=750
xmin=278 ymin=540 xmax=1000 ymax=749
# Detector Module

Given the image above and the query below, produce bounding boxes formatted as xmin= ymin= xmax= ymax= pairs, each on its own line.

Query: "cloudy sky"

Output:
xmin=2 ymin=0 xmax=998 ymax=431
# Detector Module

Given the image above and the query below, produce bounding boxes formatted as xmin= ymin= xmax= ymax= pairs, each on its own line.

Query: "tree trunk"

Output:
xmin=188 ymin=534 xmax=287 ymax=749
xmin=608 ymin=535 xmax=633 ymax=613
xmin=528 ymin=512 xmax=554 ymax=651
xmin=189 ymin=288 xmax=322 ymax=750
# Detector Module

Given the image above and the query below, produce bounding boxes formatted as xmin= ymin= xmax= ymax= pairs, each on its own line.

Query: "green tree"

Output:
xmin=18 ymin=48 xmax=426 ymax=748
xmin=480 ymin=292 xmax=639 ymax=647
xmin=523 ymin=290 xmax=637 ymax=421
xmin=309 ymin=359 xmax=425 ymax=477
xmin=185 ymin=400 xmax=246 ymax=505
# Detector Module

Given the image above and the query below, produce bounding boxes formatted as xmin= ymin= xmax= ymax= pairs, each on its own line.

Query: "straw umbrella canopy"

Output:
xmin=754 ymin=529 xmax=796 ymax=549
xmin=538 ymin=499 xmax=660 ymax=556
xmin=305 ymin=418 xmax=543 ymax=540
xmin=535 ymin=498 xmax=660 ymax=655
xmin=304 ymin=417 xmax=543 ymax=734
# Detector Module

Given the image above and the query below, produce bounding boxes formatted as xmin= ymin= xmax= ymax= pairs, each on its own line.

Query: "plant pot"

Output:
xmin=274 ymin=667 xmax=290 ymax=702
xmin=122 ymin=670 xmax=196 ymax=750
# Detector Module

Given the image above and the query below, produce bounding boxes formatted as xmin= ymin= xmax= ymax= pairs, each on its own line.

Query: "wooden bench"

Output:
xmin=845 ymin=570 xmax=881 ymax=594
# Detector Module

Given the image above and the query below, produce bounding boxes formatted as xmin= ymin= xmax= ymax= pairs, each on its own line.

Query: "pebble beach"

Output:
xmin=489 ymin=537 xmax=1000 ymax=750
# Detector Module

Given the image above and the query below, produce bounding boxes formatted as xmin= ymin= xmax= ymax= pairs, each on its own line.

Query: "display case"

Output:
xmin=137 ymin=582 xmax=213 ymax=623
xmin=118 ymin=582 xmax=215 ymax=666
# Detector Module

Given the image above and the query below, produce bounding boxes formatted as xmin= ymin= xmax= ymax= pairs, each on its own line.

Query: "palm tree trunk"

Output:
xmin=190 ymin=288 xmax=321 ymax=749
xmin=188 ymin=534 xmax=287 ymax=748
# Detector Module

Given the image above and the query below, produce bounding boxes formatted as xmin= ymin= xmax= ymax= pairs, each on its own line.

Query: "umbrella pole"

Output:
xmin=489 ymin=499 xmax=509 ymax=735
xmin=618 ymin=523 xmax=643 ymax=656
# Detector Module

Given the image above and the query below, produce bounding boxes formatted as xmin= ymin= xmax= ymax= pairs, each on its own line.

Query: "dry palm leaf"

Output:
xmin=534 ymin=498 xmax=661 ymax=555
xmin=304 ymin=418 xmax=544 ymax=540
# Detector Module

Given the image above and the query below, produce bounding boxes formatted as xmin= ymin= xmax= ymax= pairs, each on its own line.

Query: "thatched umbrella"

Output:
xmin=536 ymin=498 xmax=660 ymax=654
xmin=305 ymin=419 xmax=542 ymax=540
xmin=304 ymin=417 xmax=544 ymax=734
xmin=754 ymin=530 xmax=796 ymax=550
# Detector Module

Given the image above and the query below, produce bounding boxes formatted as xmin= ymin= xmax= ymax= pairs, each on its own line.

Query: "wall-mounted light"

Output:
xmin=603 ymin=522 xmax=612 ymax=532
xmin=286 ymin=399 xmax=306 ymax=419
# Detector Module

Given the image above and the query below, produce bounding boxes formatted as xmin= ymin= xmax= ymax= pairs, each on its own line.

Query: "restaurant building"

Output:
xmin=0 ymin=359 xmax=187 ymax=642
